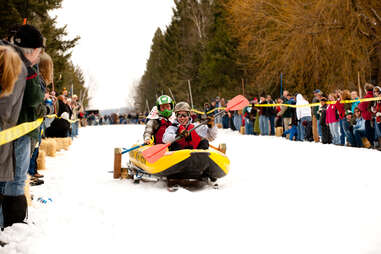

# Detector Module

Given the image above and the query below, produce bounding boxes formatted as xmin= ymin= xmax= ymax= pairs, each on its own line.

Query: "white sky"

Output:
xmin=51 ymin=0 xmax=175 ymax=110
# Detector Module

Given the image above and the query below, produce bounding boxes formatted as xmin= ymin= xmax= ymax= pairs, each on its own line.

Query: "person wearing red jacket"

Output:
xmin=358 ymin=83 xmax=375 ymax=147
xmin=326 ymin=93 xmax=340 ymax=145
xmin=372 ymin=86 xmax=381 ymax=149
xmin=162 ymin=102 xmax=217 ymax=151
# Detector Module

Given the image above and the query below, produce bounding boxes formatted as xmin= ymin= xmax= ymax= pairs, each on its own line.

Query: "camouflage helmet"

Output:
xmin=156 ymin=95 xmax=174 ymax=118
xmin=174 ymin=101 xmax=191 ymax=113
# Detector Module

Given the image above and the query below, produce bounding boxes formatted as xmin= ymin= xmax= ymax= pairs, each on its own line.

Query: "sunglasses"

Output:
xmin=176 ymin=113 xmax=188 ymax=118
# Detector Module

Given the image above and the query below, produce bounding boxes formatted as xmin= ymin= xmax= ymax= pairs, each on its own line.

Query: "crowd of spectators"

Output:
xmin=208 ymin=85 xmax=381 ymax=150
xmin=86 ymin=112 xmax=148 ymax=126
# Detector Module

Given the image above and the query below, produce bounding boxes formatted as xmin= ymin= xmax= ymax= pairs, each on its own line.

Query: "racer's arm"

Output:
xmin=162 ymin=125 xmax=178 ymax=144
xmin=143 ymin=119 xmax=159 ymax=144
xmin=195 ymin=124 xmax=217 ymax=141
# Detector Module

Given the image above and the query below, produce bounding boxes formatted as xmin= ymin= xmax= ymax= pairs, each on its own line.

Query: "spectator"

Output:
xmin=351 ymin=91 xmax=360 ymax=113
xmin=358 ymin=83 xmax=375 ymax=147
xmin=311 ymin=89 xmax=322 ymax=142
xmin=46 ymin=95 xmax=71 ymax=137
xmin=266 ymin=95 xmax=276 ymax=135
xmin=259 ymin=96 xmax=269 ymax=135
xmin=372 ymin=86 xmax=381 ymax=149
xmin=318 ymin=97 xmax=332 ymax=144
xmin=296 ymin=94 xmax=312 ymax=141
xmin=251 ymin=98 xmax=261 ymax=135
xmin=336 ymin=90 xmax=352 ymax=145
xmin=342 ymin=110 xmax=356 ymax=147
xmin=275 ymin=98 xmax=284 ymax=136
xmin=353 ymin=107 xmax=367 ymax=148
xmin=0 ymin=44 xmax=25 ymax=184
xmin=0 ymin=24 xmax=45 ymax=227
xmin=326 ymin=93 xmax=340 ymax=145
xmin=278 ymin=93 xmax=293 ymax=131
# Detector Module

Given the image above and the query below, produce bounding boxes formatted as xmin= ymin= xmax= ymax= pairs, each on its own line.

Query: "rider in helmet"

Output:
xmin=162 ymin=101 xmax=217 ymax=151
xmin=143 ymin=95 xmax=175 ymax=144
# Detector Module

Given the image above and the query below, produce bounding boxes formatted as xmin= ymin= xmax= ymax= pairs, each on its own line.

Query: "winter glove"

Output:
xmin=207 ymin=116 xmax=215 ymax=128
xmin=179 ymin=129 xmax=190 ymax=139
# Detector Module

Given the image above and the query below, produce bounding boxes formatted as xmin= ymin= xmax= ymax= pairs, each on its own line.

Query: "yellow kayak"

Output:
xmin=128 ymin=145 xmax=230 ymax=179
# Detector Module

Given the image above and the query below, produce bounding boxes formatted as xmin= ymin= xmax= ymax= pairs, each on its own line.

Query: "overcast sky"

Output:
xmin=51 ymin=0 xmax=175 ymax=110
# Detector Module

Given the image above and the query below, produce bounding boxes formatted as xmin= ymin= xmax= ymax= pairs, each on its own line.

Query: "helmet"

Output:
xmin=174 ymin=102 xmax=191 ymax=113
xmin=156 ymin=95 xmax=174 ymax=118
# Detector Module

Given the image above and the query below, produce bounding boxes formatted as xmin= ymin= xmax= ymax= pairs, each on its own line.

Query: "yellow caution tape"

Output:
xmin=0 ymin=118 xmax=43 ymax=146
xmin=0 ymin=114 xmax=79 ymax=146
xmin=190 ymin=97 xmax=381 ymax=113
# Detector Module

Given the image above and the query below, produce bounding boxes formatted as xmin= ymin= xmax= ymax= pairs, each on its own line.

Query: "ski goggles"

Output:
xmin=176 ymin=113 xmax=189 ymax=118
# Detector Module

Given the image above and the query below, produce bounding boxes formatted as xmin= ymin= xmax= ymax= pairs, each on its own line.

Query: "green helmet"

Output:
xmin=156 ymin=95 xmax=174 ymax=118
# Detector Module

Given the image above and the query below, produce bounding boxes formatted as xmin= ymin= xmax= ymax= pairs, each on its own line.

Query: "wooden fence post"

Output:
xmin=114 ymin=148 xmax=122 ymax=179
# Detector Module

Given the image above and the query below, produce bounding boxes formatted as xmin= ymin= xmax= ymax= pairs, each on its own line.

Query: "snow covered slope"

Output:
xmin=1 ymin=125 xmax=381 ymax=254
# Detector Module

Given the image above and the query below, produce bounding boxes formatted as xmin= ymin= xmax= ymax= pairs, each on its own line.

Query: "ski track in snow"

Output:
xmin=1 ymin=125 xmax=381 ymax=254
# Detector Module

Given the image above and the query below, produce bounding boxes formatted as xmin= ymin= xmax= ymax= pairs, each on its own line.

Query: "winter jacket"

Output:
xmin=353 ymin=117 xmax=366 ymax=132
xmin=17 ymin=64 xmax=46 ymax=141
xmin=162 ymin=119 xmax=217 ymax=146
xmin=45 ymin=99 xmax=71 ymax=138
xmin=319 ymin=104 xmax=332 ymax=144
xmin=326 ymin=104 xmax=339 ymax=124
xmin=335 ymin=100 xmax=345 ymax=120
xmin=374 ymin=101 xmax=381 ymax=123
xmin=296 ymin=94 xmax=312 ymax=120
xmin=311 ymin=97 xmax=320 ymax=119
xmin=351 ymin=98 xmax=360 ymax=113
xmin=358 ymin=91 xmax=374 ymax=120
xmin=143 ymin=118 xmax=172 ymax=144
xmin=0 ymin=41 xmax=28 ymax=181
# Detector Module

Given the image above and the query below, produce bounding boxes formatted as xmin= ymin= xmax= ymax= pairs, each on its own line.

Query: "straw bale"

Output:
xmin=39 ymin=139 xmax=49 ymax=154
xmin=37 ymin=150 xmax=46 ymax=170
xmin=46 ymin=139 xmax=57 ymax=157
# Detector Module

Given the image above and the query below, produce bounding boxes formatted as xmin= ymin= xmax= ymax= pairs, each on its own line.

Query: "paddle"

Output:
xmin=121 ymin=143 xmax=146 ymax=155
xmin=142 ymin=95 xmax=249 ymax=164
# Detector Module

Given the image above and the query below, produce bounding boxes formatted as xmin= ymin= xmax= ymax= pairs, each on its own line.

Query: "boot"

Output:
xmin=378 ymin=137 xmax=381 ymax=151
xmin=2 ymin=195 xmax=27 ymax=227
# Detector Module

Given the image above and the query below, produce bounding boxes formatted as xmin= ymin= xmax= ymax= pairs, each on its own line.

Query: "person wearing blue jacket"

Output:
xmin=353 ymin=107 xmax=366 ymax=147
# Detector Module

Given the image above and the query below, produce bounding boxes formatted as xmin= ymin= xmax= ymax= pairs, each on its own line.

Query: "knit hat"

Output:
xmin=13 ymin=25 xmax=44 ymax=49
xmin=345 ymin=110 xmax=353 ymax=116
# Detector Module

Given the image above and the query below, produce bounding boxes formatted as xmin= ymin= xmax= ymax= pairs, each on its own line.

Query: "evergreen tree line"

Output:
xmin=136 ymin=0 xmax=381 ymax=111
xmin=0 ymin=0 xmax=89 ymax=107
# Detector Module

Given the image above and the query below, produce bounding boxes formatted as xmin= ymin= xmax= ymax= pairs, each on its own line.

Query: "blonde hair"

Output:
xmin=0 ymin=46 xmax=22 ymax=98
xmin=39 ymin=52 xmax=53 ymax=85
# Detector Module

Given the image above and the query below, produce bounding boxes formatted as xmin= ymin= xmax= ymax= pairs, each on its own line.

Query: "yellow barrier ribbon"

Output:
xmin=0 ymin=118 xmax=43 ymax=146
xmin=0 ymin=114 xmax=79 ymax=146
xmin=190 ymin=97 xmax=381 ymax=113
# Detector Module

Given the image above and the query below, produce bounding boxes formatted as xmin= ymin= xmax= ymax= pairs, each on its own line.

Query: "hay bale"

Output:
xmin=46 ymin=139 xmax=56 ymax=157
xmin=63 ymin=138 xmax=70 ymax=150
xmin=240 ymin=126 xmax=245 ymax=134
xmin=54 ymin=138 xmax=64 ymax=151
xmin=37 ymin=150 xmax=46 ymax=170
xmin=275 ymin=127 xmax=284 ymax=137
xmin=39 ymin=139 xmax=49 ymax=154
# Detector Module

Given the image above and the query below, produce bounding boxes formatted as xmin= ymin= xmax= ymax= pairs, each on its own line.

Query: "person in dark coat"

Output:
xmin=318 ymin=98 xmax=332 ymax=144
xmin=45 ymin=95 xmax=71 ymax=137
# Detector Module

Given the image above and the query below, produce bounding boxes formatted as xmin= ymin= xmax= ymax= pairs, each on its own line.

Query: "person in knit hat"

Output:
xmin=0 ymin=24 xmax=46 ymax=228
